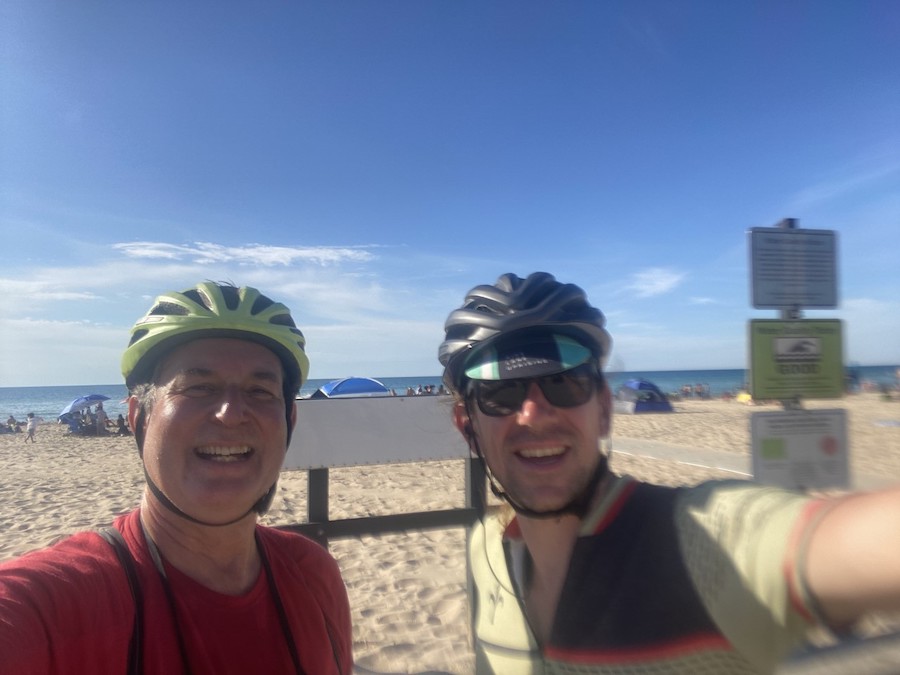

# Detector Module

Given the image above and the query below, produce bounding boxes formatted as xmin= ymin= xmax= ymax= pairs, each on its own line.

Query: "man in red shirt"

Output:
xmin=0 ymin=282 xmax=352 ymax=674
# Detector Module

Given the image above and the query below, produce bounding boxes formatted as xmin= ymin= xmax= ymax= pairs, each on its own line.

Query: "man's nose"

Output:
xmin=214 ymin=387 xmax=247 ymax=424
xmin=515 ymin=382 xmax=557 ymax=426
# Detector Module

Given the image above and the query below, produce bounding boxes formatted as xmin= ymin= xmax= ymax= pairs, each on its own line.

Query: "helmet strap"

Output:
xmin=142 ymin=466 xmax=276 ymax=527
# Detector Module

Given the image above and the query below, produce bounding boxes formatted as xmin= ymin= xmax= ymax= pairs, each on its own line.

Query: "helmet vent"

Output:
xmin=128 ymin=328 xmax=149 ymax=347
xmin=180 ymin=288 xmax=208 ymax=308
xmin=219 ymin=285 xmax=240 ymax=310
xmin=250 ymin=295 xmax=274 ymax=316
xmin=150 ymin=301 xmax=188 ymax=316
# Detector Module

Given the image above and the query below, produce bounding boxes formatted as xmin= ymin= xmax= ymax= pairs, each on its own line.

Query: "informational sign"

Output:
xmin=749 ymin=319 xmax=843 ymax=399
xmin=751 ymin=409 xmax=849 ymax=490
xmin=749 ymin=227 xmax=838 ymax=309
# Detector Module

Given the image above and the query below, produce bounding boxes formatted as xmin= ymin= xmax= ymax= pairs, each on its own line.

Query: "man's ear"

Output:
xmin=452 ymin=402 xmax=474 ymax=444
xmin=127 ymin=395 xmax=140 ymax=431
xmin=598 ymin=381 xmax=613 ymax=438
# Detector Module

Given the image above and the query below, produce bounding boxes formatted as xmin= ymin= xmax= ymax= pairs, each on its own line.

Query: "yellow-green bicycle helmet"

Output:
xmin=122 ymin=281 xmax=310 ymax=391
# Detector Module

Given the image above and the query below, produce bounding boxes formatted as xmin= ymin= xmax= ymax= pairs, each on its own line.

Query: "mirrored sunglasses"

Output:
xmin=468 ymin=365 xmax=600 ymax=417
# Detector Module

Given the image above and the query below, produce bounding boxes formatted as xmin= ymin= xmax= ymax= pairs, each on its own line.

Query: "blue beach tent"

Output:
xmin=614 ymin=378 xmax=674 ymax=414
xmin=310 ymin=377 xmax=391 ymax=399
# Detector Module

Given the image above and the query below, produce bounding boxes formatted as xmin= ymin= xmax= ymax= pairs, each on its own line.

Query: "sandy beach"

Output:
xmin=2 ymin=393 xmax=899 ymax=673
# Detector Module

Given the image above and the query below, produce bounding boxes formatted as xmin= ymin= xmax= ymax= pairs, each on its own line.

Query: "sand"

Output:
xmin=1 ymin=393 xmax=899 ymax=674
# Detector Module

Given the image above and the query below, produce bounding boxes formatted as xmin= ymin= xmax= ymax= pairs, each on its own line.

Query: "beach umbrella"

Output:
xmin=58 ymin=394 xmax=111 ymax=419
xmin=310 ymin=377 xmax=391 ymax=399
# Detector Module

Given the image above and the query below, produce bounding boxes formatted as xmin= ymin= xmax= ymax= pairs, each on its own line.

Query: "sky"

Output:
xmin=2 ymin=1 xmax=899 ymax=388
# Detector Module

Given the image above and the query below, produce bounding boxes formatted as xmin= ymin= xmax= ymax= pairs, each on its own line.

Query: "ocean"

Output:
xmin=2 ymin=365 xmax=897 ymax=423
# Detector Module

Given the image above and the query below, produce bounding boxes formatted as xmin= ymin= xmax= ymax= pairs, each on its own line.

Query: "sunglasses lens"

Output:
xmin=541 ymin=371 xmax=594 ymax=407
xmin=475 ymin=380 xmax=526 ymax=417
xmin=472 ymin=368 xmax=597 ymax=417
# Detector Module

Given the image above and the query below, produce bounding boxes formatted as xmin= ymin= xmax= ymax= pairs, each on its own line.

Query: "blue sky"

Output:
xmin=2 ymin=1 xmax=899 ymax=387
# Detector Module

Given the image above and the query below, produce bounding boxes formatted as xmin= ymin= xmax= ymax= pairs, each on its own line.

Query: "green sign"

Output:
xmin=749 ymin=320 xmax=843 ymax=399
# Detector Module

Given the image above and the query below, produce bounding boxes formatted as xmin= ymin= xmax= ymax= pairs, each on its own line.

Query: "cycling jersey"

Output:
xmin=469 ymin=476 xmax=832 ymax=674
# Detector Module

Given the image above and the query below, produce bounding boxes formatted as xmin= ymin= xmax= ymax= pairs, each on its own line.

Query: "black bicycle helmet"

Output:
xmin=439 ymin=272 xmax=612 ymax=393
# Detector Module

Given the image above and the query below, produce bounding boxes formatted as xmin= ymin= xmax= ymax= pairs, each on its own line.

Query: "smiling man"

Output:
xmin=439 ymin=272 xmax=900 ymax=675
xmin=0 ymin=282 xmax=352 ymax=674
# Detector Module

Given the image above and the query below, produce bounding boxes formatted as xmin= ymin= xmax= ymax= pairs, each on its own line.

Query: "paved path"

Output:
xmin=614 ymin=437 xmax=752 ymax=475
xmin=613 ymin=437 xmax=894 ymax=491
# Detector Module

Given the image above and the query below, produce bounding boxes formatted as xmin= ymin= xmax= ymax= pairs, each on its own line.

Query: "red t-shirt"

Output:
xmin=0 ymin=509 xmax=352 ymax=674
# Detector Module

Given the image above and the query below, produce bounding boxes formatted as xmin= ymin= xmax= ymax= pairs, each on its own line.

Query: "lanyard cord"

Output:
xmin=141 ymin=523 xmax=305 ymax=675
xmin=255 ymin=530 xmax=305 ymax=675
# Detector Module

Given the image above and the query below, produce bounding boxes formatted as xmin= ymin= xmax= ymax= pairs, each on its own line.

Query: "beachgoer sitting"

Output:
xmin=115 ymin=414 xmax=131 ymax=436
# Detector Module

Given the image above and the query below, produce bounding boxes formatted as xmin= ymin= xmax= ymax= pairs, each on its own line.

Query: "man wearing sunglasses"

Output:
xmin=439 ymin=272 xmax=900 ymax=675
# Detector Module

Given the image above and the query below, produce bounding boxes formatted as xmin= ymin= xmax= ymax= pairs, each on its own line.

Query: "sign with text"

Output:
xmin=749 ymin=227 xmax=838 ymax=309
xmin=749 ymin=319 xmax=843 ymax=399
xmin=751 ymin=409 xmax=849 ymax=490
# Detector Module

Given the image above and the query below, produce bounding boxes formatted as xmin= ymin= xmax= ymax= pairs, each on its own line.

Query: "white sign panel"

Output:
xmin=749 ymin=228 xmax=838 ymax=309
xmin=750 ymin=409 xmax=849 ymax=490
xmin=285 ymin=395 xmax=469 ymax=470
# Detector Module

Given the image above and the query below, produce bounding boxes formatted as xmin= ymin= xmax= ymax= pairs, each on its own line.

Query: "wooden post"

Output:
xmin=307 ymin=467 xmax=330 ymax=547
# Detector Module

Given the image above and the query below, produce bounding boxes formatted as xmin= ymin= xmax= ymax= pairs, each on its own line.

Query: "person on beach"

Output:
xmin=23 ymin=412 xmax=37 ymax=443
xmin=94 ymin=401 xmax=110 ymax=435
xmin=439 ymin=271 xmax=900 ymax=674
xmin=0 ymin=282 xmax=352 ymax=674
xmin=115 ymin=412 xmax=131 ymax=436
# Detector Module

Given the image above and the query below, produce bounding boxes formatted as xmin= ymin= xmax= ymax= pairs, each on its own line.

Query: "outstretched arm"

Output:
xmin=804 ymin=486 xmax=900 ymax=626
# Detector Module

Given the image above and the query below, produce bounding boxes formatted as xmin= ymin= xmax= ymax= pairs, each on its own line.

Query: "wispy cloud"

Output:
xmin=787 ymin=158 xmax=900 ymax=211
xmin=0 ymin=278 xmax=101 ymax=302
xmin=624 ymin=267 xmax=685 ymax=298
xmin=112 ymin=242 xmax=376 ymax=266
